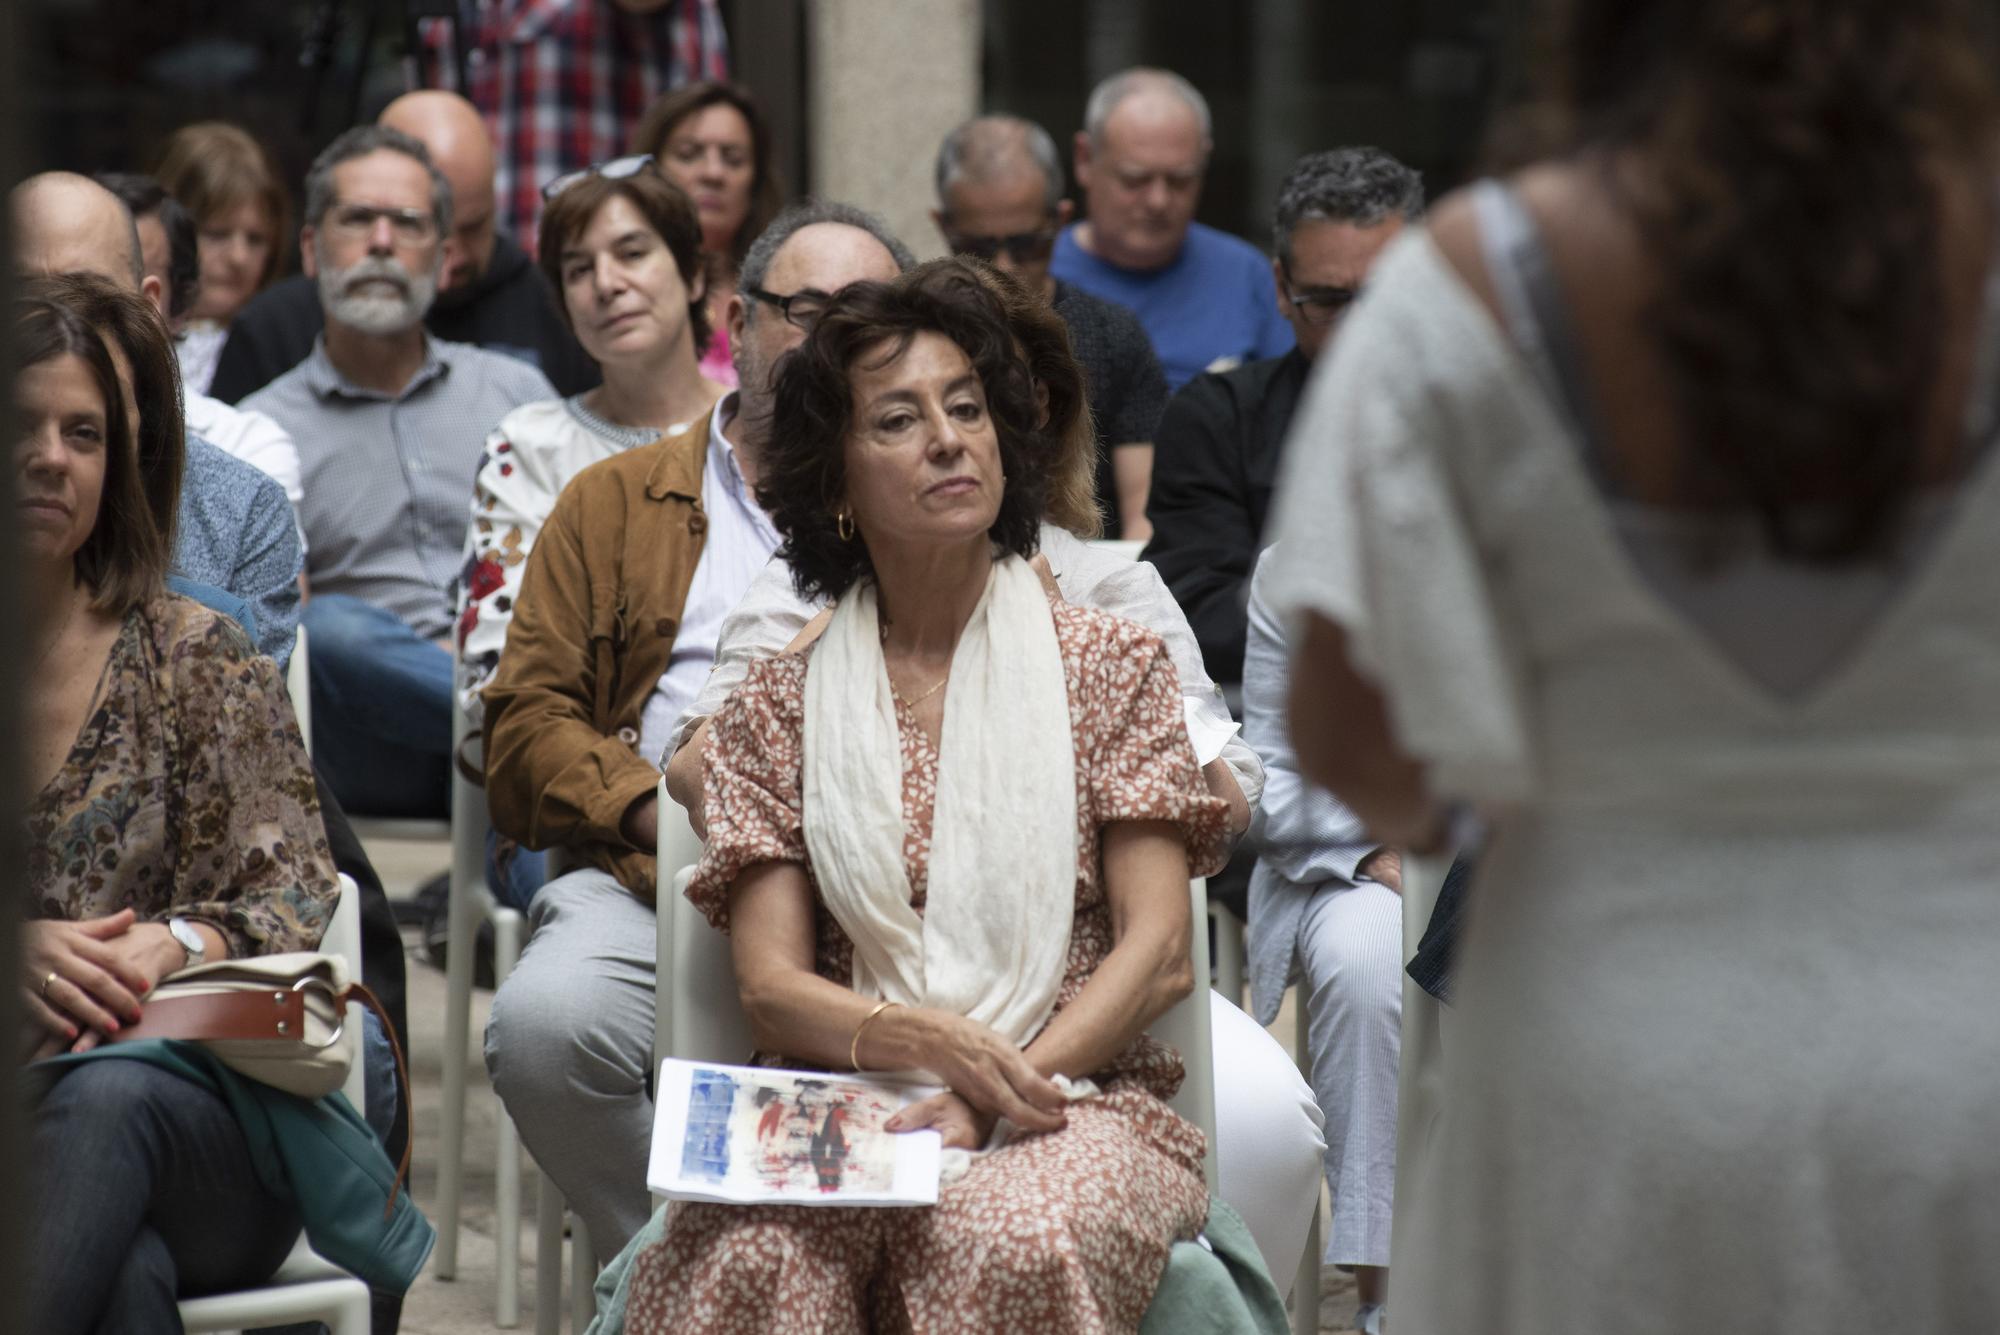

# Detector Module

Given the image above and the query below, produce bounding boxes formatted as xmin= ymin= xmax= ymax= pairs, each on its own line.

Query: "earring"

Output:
xmin=836 ymin=509 xmax=855 ymax=542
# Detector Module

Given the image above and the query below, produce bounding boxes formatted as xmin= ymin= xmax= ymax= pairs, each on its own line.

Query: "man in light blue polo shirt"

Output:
xmin=1052 ymin=67 xmax=1294 ymax=393
xmin=247 ymin=126 xmax=553 ymax=818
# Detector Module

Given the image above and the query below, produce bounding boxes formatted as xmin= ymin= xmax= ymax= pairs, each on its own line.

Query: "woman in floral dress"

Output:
xmin=625 ymin=266 xmax=1228 ymax=1332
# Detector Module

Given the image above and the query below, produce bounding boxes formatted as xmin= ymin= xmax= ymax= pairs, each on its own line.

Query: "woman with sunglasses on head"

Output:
xmin=631 ymin=82 xmax=787 ymax=389
xmin=458 ymin=163 xmax=726 ymax=909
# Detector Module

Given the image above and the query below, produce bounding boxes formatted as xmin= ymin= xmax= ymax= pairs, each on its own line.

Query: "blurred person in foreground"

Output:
xmin=631 ymin=81 xmax=787 ymax=388
xmin=1053 ymin=67 xmax=1293 ymax=392
xmin=1266 ymin=1 xmax=2000 ymax=1329
xmin=625 ymin=262 xmax=1235 ymax=1333
xmin=212 ymin=92 xmax=598 ymax=403
xmin=933 ymin=114 xmax=1167 ymax=539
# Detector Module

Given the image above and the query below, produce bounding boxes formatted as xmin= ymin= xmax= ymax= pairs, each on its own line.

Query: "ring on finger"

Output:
xmin=40 ymin=971 xmax=59 ymax=998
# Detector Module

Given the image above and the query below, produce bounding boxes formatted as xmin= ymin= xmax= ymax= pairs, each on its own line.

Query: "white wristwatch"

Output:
xmin=167 ymin=917 xmax=206 ymax=970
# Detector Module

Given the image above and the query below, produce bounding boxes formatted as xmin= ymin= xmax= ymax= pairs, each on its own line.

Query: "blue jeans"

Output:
xmin=486 ymin=826 xmax=551 ymax=914
xmin=305 ymin=593 xmax=453 ymax=819
xmin=26 ymin=1059 xmax=303 ymax=1334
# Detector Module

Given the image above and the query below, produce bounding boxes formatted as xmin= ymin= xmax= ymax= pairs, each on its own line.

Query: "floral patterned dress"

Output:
xmin=624 ymin=600 xmax=1230 ymax=1334
xmin=26 ymin=595 xmax=338 ymax=956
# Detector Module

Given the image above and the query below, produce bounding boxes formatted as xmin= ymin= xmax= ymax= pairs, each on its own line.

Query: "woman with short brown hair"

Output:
xmin=151 ymin=121 xmax=292 ymax=394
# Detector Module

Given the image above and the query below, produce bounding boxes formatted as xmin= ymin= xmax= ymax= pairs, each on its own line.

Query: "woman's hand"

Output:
xmin=886 ymin=1089 xmax=995 ymax=1150
xmin=897 ymin=1010 xmax=1069 ymax=1134
xmin=22 ymin=911 xmax=157 ymax=1049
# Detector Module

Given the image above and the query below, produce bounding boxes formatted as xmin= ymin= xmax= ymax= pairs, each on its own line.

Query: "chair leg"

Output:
xmin=435 ymin=828 xmax=481 ymax=1281
xmin=1211 ymin=901 xmax=1247 ymax=1008
xmin=1291 ymin=1200 xmax=1321 ymax=1335
xmin=570 ymin=1216 xmax=596 ymax=1333
xmin=535 ymin=1170 xmax=566 ymax=1335
xmin=1290 ymin=983 xmax=1320 ymax=1335
xmin=331 ymin=1278 xmax=374 ymax=1335
xmin=494 ymin=907 xmax=526 ymax=1328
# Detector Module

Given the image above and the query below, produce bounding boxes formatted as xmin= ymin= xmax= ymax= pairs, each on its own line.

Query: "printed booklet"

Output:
xmin=648 ymin=1057 xmax=944 ymax=1207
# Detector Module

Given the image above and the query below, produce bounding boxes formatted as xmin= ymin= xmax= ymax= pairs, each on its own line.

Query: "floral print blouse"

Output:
xmin=25 ymin=595 xmax=338 ymax=958
xmin=688 ymin=598 xmax=1231 ymax=1100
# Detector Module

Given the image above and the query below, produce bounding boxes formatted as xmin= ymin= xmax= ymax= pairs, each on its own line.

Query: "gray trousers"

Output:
xmin=484 ymin=868 xmax=657 ymax=1262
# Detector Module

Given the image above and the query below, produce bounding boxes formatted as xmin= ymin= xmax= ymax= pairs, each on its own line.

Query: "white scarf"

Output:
xmin=801 ymin=555 xmax=1077 ymax=1050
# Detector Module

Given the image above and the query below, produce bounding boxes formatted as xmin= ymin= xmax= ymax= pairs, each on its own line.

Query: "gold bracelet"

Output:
xmin=850 ymin=999 xmax=899 ymax=1072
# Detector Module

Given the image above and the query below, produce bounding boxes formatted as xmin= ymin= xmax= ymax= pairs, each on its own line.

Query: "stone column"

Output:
xmin=807 ymin=0 xmax=982 ymax=261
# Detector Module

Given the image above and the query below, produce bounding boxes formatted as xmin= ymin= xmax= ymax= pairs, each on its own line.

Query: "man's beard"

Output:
xmin=318 ymin=253 xmax=438 ymax=336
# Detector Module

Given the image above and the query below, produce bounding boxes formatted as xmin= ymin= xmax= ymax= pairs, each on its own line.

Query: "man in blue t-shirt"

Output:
xmin=1052 ymin=67 xmax=1294 ymax=393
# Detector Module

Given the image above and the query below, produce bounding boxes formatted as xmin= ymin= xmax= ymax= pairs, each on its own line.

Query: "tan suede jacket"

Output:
xmin=482 ymin=413 xmax=710 ymax=899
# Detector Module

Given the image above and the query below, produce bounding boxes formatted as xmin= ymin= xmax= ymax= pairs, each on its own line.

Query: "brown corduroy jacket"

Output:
xmin=481 ymin=413 xmax=712 ymax=900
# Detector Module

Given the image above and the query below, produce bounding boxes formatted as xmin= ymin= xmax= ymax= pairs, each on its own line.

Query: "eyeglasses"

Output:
xmin=541 ymin=153 xmax=657 ymax=201
xmin=1283 ymin=277 xmax=1363 ymax=327
xmin=325 ymin=202 xmax=439 ymax=246
xmin=942 ymin=225 xmax=1060 ymax=265
xmin=743 ymin=285 xmax=833 ymax=330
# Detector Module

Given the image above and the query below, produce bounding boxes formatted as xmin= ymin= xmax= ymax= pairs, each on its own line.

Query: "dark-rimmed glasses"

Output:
xmin=941 ymin=225 xmax=1060 ymax=265
xmin=541 ymin=153 xmax=657 ymax=201
xmin=744 ymin=285 xmax=833 ymax=330
xmin=1282 ymin=271 xmax=1363 ymax=327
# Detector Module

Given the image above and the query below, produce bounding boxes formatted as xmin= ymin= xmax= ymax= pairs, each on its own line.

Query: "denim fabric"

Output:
xmin=303 ymin=593 xmax=453 ymax=818
xmin=25 ymin=1058 xmax=302 ymax=1334
xmin=174 ymin=434 xmax=303 ymax=666
xmin=485 ymin=825 xmax=550 ymax=914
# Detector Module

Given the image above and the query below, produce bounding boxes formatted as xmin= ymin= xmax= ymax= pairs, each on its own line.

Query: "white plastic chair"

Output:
xmin=176 ymin=873 xmax=374 ymax=1335
xmin=433 ymin=704 xmax=532 ymax=1327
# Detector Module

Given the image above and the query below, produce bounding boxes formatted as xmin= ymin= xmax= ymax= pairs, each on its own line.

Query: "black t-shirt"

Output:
xmin=1051 ymin=280 xmax=1169 ymax=527
xmin=208 ymin=233 xmax=600 ymax=403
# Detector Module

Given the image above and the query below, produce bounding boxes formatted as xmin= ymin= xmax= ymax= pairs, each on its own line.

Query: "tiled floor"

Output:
xmin=369 ymin=836 xmax=1364 ymax=1334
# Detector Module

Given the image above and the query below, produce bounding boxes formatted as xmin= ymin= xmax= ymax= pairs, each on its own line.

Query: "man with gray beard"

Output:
xmin=246 ymin=125 xmax=552 ymax=819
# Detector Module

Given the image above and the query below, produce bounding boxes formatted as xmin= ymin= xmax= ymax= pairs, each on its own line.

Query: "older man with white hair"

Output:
xmin=245 ymin=125 xmax=553 ymax=819
xmin=1053 ymin=67 xmax=1294 ymax=393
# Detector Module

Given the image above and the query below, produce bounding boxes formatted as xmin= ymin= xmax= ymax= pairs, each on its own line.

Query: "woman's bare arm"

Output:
xmin=1020 ymin=819 xmax=1194 ymax=1081
xmin=727 ymin=860 xmax=1068 ymax=1131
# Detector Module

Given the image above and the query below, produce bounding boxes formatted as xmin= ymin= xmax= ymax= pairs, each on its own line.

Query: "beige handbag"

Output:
xmin=111 ymin=952 xmax=369 ymax=1099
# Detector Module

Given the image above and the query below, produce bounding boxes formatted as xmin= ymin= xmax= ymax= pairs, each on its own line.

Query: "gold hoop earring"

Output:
xmin=836 ymin=509 xmax=855 ymax=542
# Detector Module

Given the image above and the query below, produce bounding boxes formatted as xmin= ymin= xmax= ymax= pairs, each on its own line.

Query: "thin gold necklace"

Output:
xmin=891 ymin=672 xmax=948 ymax=708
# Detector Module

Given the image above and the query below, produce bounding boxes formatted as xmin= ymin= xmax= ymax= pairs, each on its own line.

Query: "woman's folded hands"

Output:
xmin=20 ymin=909 xmax=179 ymax=1060
xmin=876 ymin=1008 xmax=1070 ymax=1148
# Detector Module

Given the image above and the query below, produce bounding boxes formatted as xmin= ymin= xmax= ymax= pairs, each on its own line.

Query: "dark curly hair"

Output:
xmin=1499 ymin=0 xmax=2000 ymax=562
xmin=759 ymin=264 xmax=1057 ymax=602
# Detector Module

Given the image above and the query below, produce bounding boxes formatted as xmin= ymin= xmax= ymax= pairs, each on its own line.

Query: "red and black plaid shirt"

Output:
xmin=419 ymin=0 xmax=729 ymax=254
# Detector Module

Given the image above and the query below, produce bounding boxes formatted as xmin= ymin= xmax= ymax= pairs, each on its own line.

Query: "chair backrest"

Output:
xmin=288 ymin=624 xmax=311 ymax=754
xmin=652 ymin=777 xmax=1219 ymax=1185
xmin=323 ymin=872 xmax=366 ymax=1109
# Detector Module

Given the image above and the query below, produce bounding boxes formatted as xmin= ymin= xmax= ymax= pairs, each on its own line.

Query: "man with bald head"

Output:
xmin=11 ymin=171 xmax=304 ymax=666
xmin=481 ymin=201 xmax=915 ymax=1262
xmin=933 ymin=114 xmax=1167 ymax=537
xmin=209 ymin=91 xmax=596 ymax=402
xmin=1052 ymin=67 xmax=1293 ymax=393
